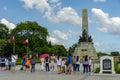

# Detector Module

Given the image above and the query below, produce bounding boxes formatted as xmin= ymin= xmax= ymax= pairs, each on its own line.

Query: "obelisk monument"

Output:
xmin=73 ymin=9 xmax=98 ymax=60
xmin=82 ymin=9 xmax=88 ymax=36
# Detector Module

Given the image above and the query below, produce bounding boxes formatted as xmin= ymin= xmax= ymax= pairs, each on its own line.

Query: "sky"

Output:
xmin=0 ymin=0 xmax=120 ymax=53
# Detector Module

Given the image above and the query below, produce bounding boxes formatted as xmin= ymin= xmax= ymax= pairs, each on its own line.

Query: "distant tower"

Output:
xmin=73 ymin=9 xmax=98 ymax=60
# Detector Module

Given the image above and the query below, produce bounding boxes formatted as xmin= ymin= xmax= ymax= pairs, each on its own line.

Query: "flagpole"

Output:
xmin=13 ymin=40 xmax=15 ymax=53
xmin=27 ymin=39 xmax=29 ymax=57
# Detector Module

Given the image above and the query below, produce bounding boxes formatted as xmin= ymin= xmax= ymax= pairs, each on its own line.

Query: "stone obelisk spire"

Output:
xmin=82 ymin=9 xmax=88 ymax=35
xmin=82 ymin=8 xmax=88 ymax=42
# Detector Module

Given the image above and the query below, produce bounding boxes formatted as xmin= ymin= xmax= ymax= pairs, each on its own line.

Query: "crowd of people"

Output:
xmin=0 ymin=54 xmax=92 ymax=75
xmin=0 ymin=54 xmax=18 ymax=72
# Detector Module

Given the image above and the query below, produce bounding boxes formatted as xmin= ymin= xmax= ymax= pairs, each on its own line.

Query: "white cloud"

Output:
xmin=93 ymin=0 xmax=106 ymax=2
xmin=94 ymin=41 xmax=120 ymax=53
xmin=47 ymin=30 xmax=68 ymax=45
xmin=94 ymin=42 xmax=103 ymax=47
xmin=67 ymin=30 xmax=81 ymax=37
xmin=49 ymin=0 xmax=59 ymax=3
xmin=91 ymin=8 xmax=120 ymax=35
xmin=46 ymin=7 xmax=81 ymax=25
xmin=47 ymin=36 xmax=62 ymax=45
xmin=94 ymin=41 xmax=110 ymax=52
xmin=0 ymin=18 xmax=15 ymax=30
xmin=53 ymin=30 xmax=68 ymax=40
xmin=21 ymin=0 xmax=52 ymax=13
xmin=20 ymin=0 xmax=81 ymax=25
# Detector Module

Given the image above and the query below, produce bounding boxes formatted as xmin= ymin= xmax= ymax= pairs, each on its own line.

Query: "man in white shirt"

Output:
xmin=50 ymin=54 xmax=56 ymax=71
xmin=11 ymin=54 xmax=18 ymax=72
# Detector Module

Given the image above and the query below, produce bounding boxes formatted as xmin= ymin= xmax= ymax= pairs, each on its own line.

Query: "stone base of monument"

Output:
xmin=99 ymin=56 xmax=115 ymax=74
xmin=73 ymin=42 xmax=98 ymax=60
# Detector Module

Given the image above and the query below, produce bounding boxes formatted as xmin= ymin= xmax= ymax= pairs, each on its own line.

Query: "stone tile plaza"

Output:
xmin=0 ymin=64 xmax=120 ymax=80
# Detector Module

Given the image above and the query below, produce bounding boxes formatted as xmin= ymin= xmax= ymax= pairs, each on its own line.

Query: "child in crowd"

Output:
xmin=21 ymin=58 xmax=26 ymax=71
xmin=8 ymin=58 xmax=12 ymax=71
xmin=61 ymin=58 xmax=65 ymax=73
xmin=25 ymin=58 xmax=31 ymax=72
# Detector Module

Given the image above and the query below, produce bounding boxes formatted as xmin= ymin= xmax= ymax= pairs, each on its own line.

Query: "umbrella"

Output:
xmin=40 ymin=53 xmax=49 ymax=58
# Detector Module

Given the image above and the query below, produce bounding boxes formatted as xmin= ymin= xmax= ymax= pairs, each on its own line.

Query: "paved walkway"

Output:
xmin=0 ymin=64 xmax=120 ymax=80
xmin=85 ymin=73 xmax=120 ymax=80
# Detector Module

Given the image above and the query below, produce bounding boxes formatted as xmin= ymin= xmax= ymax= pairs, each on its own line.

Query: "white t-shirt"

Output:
xmin=11 ymin=55 xmax=17 ymax=63
xmin=88 ymin=59 xmax=92 ymax=65
xmin=76 ymin=59 xmax=80 ymax=64
xmin=61 ymin=61 xmax=65 ymax=67
xmin=57 ymin=59 xmax=61 ymax=66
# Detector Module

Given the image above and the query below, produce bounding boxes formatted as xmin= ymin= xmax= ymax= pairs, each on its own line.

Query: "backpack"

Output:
xmin=72 ymin=59 xmax=76 ymax=64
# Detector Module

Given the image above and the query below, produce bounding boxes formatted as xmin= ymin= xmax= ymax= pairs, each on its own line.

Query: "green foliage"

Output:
xmin=16 ymin=59 xmax=22 ymax=65
xmin=111 ymin=51 xmax=119 ymax=56
xmin=94 ymin=67 xmax=100 ymax=73
xmin=7 ymin=21 xmax=49 ymax=57
xmin=68 ymin=43 xmax=77 ymax=54
xmin=0 ymin=23 xmax=9 ymax=39
xmin=0 ymin=21 xmax=67 ymax=57
xmin=0 ymin=39 xmax=9 ymax=56
xmin=16 ymin=58 xmax=40 ymax=65
xmin=97 ymin=52 xmax=108 ymax=57
xmin=114 ymin=61 xmax=120 ymax=73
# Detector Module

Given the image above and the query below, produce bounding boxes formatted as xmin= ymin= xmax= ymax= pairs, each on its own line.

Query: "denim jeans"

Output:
xmin=76 ymin=64 xmax=80 ymax=71
xmin=31 ymin=64 xmax=35 ymax=72
xmin=45 ymin=63 xmax=50 ymax=72
xmin=73 ymin=64 xmax=76 ymax=71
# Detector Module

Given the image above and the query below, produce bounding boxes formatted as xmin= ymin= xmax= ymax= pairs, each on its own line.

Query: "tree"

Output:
xmin=68 ymin=43 xmax=77 ymax=55
xmin=110 ymin=51 xmax=119 ymax=56
xmin=9 ymin=21 xmax=48 ymax=56
xmin=97 ymin=52 xmax=108 ymax=57
xmin=0 ymin=23 xmax=9 ymax=39
xmin=0 ymin=23 xmax=9 ymax=56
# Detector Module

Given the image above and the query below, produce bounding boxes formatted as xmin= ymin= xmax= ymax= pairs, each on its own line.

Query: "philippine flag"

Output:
xmin=22 ymin=39 xmax=28 ymax=44
xmin=10 ymin=36 xmax=15 ymax=42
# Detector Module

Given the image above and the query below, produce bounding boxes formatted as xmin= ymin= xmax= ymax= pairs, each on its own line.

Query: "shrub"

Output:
xmin=16 ymin=59 xmax=22 ymax=65
xmin=114 ymin=61 xmax=120 ymax=74
xmin=94 ymin=67 xmax=100 ymax=73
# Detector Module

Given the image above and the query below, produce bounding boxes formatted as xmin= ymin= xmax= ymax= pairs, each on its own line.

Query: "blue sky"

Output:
xmin=0 ymin=0 xmax=120 ymax=53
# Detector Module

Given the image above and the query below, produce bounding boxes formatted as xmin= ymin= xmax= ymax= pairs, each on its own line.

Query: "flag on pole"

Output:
xmin=10 ymin=36 xmax=15 ymax=42
xmin=22 ymin=39 xmax=28 ymax=44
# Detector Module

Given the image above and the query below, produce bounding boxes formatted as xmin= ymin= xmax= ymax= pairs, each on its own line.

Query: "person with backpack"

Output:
xmin=72 ymin=56 xmax=76 ymax=72
xmin=25 ymin=58 xmax=31 ymax=72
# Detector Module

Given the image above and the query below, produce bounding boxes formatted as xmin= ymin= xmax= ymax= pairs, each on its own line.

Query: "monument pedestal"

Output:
xmin=74 ymin=42 xmax=98 ymax=60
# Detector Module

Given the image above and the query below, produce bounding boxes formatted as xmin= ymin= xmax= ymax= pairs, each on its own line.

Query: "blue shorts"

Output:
xmin=11 ymin=62 xmax=16 ymax=67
